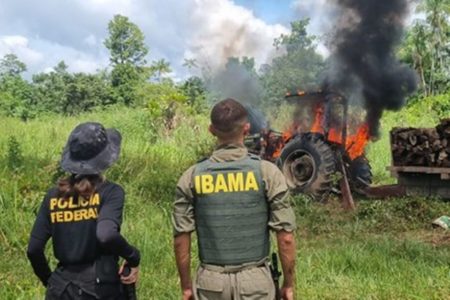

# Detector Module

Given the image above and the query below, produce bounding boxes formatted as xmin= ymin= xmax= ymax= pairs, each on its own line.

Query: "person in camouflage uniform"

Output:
xmin=173 ymin=98 xmax=296 ymax=300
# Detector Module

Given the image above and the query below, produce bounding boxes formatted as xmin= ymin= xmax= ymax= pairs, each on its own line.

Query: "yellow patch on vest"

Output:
xmin=228 ymin=172 xmax=244 ymax=191
xmin=201 ymin=175 xmax=215 ymax=194
xmin=49 ymin=193 xmax=100 ymax=223
xmin=195 ymin=171 xmax=259 ymax=194
xmin=214 ymin=174 xmax=228 ymax=193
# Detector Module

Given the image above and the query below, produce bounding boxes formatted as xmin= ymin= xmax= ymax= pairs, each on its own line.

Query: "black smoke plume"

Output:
xmin=325 ymin=0 xmax=418 ymax=137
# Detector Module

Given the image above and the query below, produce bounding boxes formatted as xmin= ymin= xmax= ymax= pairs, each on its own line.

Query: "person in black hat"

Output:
xmin=27 ymin=122 xmax=140 ymax=300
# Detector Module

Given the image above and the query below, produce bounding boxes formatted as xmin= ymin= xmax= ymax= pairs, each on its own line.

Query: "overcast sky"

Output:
xmin=0 ymin=0 xmax=417 ymax=79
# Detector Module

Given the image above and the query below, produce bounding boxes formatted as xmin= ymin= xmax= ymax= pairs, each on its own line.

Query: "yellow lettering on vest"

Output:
xmin=91 ymin=194 xmax=100 ymax=206
xmin=228 ymin=172 xmax=244 ymax=192
xmin=245 ymin=172 xmax=259 ymax=191
xmin=64 ymin=211 xmax=74 ymax=222
xmin=74 ymin=209 xmax=82 ymax=221
xmin=50 ymin=206 xmax=99 ymax=223
xmin=194 ymin=176 xmax=201 ymax=194
xmin=201 ymin=175 xmax=214 ymax=194
xmin=68 ymin=197 xmax=77 ymax=209
xmin=50 ymin=198 xmax=58 ymax=210
xmin=80 ymin=209 xmax=88 ymax=220
xmin=214 ymin=174 xmax=228 ymax=193
xmin=87 ymin=207 xmax=97 ymax=219
xmin=58 ymin=198 xmax=68 ymax=209
xmin=80 ymin=197 xmax=89 ymax=208
xmin=56 ymin=211 xmax=64 ymax=223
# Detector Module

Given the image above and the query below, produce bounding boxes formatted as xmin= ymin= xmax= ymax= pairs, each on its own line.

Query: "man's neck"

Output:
xmin=217 ymin=137 xmax=244 ymax=147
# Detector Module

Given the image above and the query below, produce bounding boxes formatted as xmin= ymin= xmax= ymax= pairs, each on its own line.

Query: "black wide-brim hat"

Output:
xmin=61 ymin=122 xmax=121 ymax=175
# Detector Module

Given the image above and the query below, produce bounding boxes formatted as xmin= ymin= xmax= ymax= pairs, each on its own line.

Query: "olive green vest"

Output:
xmin=193 ymin=154 xmax=269 ymax=265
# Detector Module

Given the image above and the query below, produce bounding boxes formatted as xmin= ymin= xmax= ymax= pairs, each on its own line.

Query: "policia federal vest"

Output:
xmin=193 ymin=154 xmax=269 ymax=265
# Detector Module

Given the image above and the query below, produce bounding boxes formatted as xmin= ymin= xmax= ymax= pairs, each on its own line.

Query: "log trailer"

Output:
xmin=381 ymin=119 xmax=450 ymax=199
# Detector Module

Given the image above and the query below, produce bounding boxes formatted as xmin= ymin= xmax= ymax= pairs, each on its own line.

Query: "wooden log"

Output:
xmin=437 ymin=118 xmax=450 ymax=138
xmin=408 ymin=135 xmax=418 ymax=145
xmin=438 ymin=150 xmax=448 ymax=162
xmin=391 ymin=125 xmax=450 ymax=167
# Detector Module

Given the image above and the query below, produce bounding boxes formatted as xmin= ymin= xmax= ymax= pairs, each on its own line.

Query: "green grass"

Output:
xmin=298 ymin=236 xmax=449 ymax=299
xmin=1 ymin=100 xmax=449 ymax=299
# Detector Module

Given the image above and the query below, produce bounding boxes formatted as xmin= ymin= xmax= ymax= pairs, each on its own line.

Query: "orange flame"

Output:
xmin=272 ymin=127 xmax=295 ymax=159
xmin=346 ymin=124 xmax=370 ymax=160
xmin=266 ymin=103 xmax=371 ymax=161
xmin=308 ymin=104 xmax=370 ymax=160
xmin=311 ymin=103 xmax=325 ymax=133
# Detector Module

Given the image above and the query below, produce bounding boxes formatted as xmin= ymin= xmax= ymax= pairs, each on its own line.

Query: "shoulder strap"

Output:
xmin=196 ymin=156 xmax=209 ymax=164
xmin=248 ymin=153 xmax=261 ymax=161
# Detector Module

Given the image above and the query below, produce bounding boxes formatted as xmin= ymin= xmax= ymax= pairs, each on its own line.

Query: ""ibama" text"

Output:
xmin=194 ymin=171 xmax=259 ymax=194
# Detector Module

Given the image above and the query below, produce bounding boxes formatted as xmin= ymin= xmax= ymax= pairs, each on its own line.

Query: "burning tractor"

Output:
xmin=245 ymin=90 xmax=373 ymax=202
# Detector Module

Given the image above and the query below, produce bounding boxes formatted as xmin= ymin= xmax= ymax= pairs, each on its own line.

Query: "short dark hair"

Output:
xmin=210 ymin=98 xmax=248 ymax=136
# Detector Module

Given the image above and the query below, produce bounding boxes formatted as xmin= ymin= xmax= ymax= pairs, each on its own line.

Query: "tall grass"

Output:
xmin=0 ymin=101 xmax=449 ymax=299
xmin=0 ymin=106 xmax=213 ymax=299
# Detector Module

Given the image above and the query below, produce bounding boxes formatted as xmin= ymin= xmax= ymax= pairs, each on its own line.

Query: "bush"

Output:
xmin=7 ymin=136 xmax=23 ymax=172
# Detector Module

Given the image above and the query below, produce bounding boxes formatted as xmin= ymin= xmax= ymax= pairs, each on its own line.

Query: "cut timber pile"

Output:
xmin=391 ymin=119 xmax=450 ymax=167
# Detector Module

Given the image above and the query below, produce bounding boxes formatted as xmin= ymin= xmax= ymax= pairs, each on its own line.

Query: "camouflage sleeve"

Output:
xmin=261 ymin=160 xmax=297 ymax=232
xmin=172 ymin=165 xmax=196 ymax=236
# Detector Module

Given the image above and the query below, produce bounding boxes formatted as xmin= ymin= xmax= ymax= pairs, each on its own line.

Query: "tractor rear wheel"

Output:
xmin=348 ymin=155 xmax=372 ymax=194
xmin=278 ymin=134 xmax=336 ymax=201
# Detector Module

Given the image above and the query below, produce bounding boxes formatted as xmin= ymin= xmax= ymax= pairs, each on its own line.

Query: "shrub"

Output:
xmin=7 ymin=136 xmax=23 ymax=172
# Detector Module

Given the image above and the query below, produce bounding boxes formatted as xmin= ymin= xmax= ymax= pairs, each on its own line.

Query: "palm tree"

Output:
xmin=152 ymin=59 xmax=172 ymax=82
xmin=182 ymin=58 xmax=198 ymax=71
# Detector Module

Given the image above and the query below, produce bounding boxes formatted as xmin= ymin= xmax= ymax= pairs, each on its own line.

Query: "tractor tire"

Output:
xmin=348 ymin=155 xmax=372 ymax=194
xmin=278 ymin=134 xmax=336 ymax=201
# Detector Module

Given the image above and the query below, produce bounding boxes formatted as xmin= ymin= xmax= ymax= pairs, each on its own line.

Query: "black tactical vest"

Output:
xmin=192 ymin=154 xmax=269 ymax=265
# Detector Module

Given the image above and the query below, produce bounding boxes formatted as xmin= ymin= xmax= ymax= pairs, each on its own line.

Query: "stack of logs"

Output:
xmin=391 ymin=119 xmax=450 ymax=167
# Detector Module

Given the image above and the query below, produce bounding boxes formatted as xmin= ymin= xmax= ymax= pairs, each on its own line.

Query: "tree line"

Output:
xmin=0 ymin=15 xmax=207 ymax=121
xmin=0 ymin=0 xmax=448 ymax=121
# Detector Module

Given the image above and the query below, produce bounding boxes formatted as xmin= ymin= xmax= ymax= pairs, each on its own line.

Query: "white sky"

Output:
xmin=0 ymin=0 xmax=419 ymax=79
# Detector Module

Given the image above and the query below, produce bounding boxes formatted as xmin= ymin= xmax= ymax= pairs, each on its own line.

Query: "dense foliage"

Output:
xmin=261 ymin=19 xmax=325 ymax=106
xmin=400 ymin=0 xmax=450 ymax=96
xmin=1 ymin=2 xmax=447 ymax=119
xmin=0 ymin=15 xmax=207 ymax=120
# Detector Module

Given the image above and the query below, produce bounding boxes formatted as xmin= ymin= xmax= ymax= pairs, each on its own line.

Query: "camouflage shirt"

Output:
xmin=172 ymin=143 xmax=296 ymax=235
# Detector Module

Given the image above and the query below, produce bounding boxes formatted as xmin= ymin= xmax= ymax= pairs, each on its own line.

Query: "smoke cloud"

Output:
xmin=208 ymin=57 xmax=263 ymax=106
xmin=185 ymin=0 xmax=287 ymax=74
xmin=207 ymin=57 xmax=267 ymax=134
xmin=325 ymin=0 xmax=418 ymax=137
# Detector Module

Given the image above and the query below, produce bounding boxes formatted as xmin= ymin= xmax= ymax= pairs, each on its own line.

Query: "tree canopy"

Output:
xmin=400 ymin=0 xmax=450 ymax=96
xmin=0 ymin=54 xmax=27 ymax=77
xmin=104 ymin=15 xmax=149 ymax=66
xmin=261 ymin=19 xmax=325 ymax=107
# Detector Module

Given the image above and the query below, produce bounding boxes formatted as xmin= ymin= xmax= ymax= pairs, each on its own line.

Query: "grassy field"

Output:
xmin=1 ymin=100 xmax=449 ymax=299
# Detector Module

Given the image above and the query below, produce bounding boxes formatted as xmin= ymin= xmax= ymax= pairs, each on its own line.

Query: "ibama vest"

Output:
xmin=192 ymin=154 xmax=269 ymax=265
